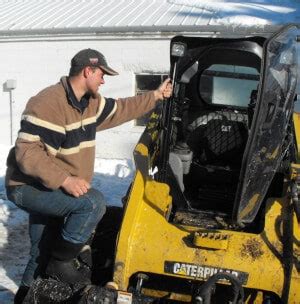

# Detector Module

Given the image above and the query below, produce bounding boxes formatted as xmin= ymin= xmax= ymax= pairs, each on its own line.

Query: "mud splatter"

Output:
xmin=241 ymin=239 xmax=264 ymax=260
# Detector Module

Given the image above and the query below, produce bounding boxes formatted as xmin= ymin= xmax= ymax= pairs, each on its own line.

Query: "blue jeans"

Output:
xmin=6 ymin=184 xmax=106 ymax=287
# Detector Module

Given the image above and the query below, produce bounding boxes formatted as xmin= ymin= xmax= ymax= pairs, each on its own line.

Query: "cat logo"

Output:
xmin=164 ymin=261 xmax=248 ymax=284
xmin=221 ymin=125 xmax=232 ymax=132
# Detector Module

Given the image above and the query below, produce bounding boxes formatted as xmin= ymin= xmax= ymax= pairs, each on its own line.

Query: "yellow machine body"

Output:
xmin=113 ymin=142 xmax=300 ymax=303
xmin=111 ymin=25 xmax=300 ymax=303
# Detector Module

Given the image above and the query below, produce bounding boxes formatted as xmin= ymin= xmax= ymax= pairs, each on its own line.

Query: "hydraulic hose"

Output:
xmin=192 ymin=272 xmax=244 ymax=304
xmin=291 ymin=180 xmax=300 ymax=222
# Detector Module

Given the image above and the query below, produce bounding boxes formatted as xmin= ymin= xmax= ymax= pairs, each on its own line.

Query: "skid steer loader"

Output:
xmin=101 ymin=24 xmax=300 ymax=304
xmin=24 ymin=24 xmax=300 ymax=304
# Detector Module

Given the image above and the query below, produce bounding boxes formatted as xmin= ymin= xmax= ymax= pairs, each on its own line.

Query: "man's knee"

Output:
xmin=84 ymin=188 xmax=106 ymax=218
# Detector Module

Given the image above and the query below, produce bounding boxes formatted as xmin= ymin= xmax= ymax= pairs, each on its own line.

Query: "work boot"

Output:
xmin=77 ymin=244 xmax=92 ymax=281
xmin=78 ymin=244 xmax=92 ymax=268
xmin=46 ymin=237 xmax=91 ymax=285
xmin=14 ymin=285 xmax=30 ymax=304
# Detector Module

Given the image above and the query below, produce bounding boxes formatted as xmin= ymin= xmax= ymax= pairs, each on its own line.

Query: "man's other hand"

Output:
xmin=154 ymin=78 xmax=173 ymax=100
xmin=61 ymin=176 xmax=91 ymax=197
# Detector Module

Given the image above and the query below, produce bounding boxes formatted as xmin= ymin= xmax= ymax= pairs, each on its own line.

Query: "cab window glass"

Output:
xmin=295 ymin=99 xmax=300 ymax=113
xmin=199 ymin=64 xmax=260 ymax=107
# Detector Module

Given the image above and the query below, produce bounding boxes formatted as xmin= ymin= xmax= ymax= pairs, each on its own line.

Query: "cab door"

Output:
xmin=233 ymin=24 xmax=299 ymax=225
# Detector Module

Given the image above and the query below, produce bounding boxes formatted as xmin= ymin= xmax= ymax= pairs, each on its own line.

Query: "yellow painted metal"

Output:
xmin=144 ymin=180 xmax=172 ymax=217
xmin=112 ymin=109 xmax=300 ymax=302
xmin=290 ymin=209 xmax=300 ymax=303
xmin=113 ymin=170 xmax=146 ymax=290
xmin=193 ymin=232 xmax=229 ymax=250
xmin=135 ymin=143 xmax=148 ymax=157
xmin=114 ymin=177 xmax=300 ymax=302
xmin=293 ymin=112 xmax=300 ymax=161
xmin=291 ymin=162 xmax=300 ymax=180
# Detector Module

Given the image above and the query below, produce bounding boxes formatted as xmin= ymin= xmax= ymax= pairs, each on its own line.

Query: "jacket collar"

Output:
xmin=60 ymin=76 xmax=90 ymax=112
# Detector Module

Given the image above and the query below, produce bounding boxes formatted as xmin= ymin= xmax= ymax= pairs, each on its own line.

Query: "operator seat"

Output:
xmin=187 ymin=111 xmax=248 ymax=167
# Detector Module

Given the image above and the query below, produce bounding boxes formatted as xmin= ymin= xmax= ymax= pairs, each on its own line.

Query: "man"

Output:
xmin=5 ymin=48 xmax=172 ymax=303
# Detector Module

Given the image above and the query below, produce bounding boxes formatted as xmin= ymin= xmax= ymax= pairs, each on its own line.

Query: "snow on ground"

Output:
xmin=0 ymin=144 xmax=134 ymax=304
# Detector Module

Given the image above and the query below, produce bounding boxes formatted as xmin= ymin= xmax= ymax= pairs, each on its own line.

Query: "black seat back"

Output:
xmin=187 ymin=112 xmax=248 ymax=166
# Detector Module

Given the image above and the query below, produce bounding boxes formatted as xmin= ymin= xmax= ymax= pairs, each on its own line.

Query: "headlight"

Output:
xmin=171 ymin=42 xmax=187 ymax=58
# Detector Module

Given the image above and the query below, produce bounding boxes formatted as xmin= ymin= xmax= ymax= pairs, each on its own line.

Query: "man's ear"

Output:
xmin=83 ymin=66 xmax=90 ymax=78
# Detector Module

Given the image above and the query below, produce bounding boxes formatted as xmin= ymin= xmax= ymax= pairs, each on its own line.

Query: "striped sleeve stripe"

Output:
xmin=105 ymin=102 xmax=117 ymax=120
xmin=96 ymin=97 xmax=117 ymax=126
xmin=45 ymin=144 xmax=58 ymax=156
xmin=22 ymin=115 xmax=65 ymax=134
xmin=59 ymin=140 xmax=96 ymax=155
xmin=18 ymin=132 xmax=59 ymax=156
xmin=65 ymin=116 xmax=97 ymax=131
xmin=22 ymin=113 xmax=97 ymax=134
xmin=18 ymin=132 xmax=40 ymax=142
xmin=20 ymin=120 xmax=65 ymax=150
xmin=65 ymin=96 xmax=106 ymax=131
xmin=96 ymin=96 xmax=106 ymax=119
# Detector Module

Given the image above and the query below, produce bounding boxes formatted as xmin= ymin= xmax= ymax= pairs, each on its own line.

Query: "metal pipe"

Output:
xmin=9 ymin=90 xmax=13 ymax=145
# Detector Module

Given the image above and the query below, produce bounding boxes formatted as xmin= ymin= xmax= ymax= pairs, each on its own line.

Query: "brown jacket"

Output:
xmin=6 ymin=77 xmax=158 ymax=189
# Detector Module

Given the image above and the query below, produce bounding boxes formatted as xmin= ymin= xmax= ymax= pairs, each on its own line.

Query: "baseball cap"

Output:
xmin=71 ymin=48 xmax=118 ymax=76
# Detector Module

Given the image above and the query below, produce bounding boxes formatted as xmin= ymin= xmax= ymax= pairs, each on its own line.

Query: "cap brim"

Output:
xmin=100 ymin=65 xmax=119 ymax=76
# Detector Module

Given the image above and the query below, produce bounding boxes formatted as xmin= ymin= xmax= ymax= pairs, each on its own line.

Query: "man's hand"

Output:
xmin=61 ymin=176 xmax=91 ymax=197
xmin=154 ymin=78 xmax=173 ymax=100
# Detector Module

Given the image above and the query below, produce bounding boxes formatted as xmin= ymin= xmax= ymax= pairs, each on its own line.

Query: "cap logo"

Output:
xmin=89 ymin=57 xmax=99 ymax=65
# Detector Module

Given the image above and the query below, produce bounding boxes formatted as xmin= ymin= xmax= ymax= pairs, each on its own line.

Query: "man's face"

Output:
xmin=86 ymin=66 xmax=105 ymax=98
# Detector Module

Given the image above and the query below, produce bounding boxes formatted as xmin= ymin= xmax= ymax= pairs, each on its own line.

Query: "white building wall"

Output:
xmin=0 ymin=37 xmax=171 ymax=159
